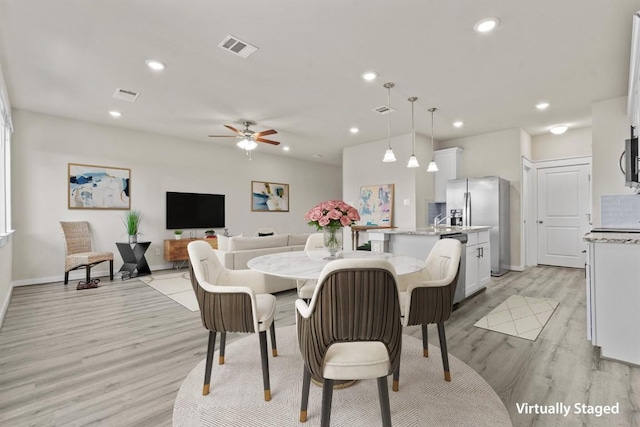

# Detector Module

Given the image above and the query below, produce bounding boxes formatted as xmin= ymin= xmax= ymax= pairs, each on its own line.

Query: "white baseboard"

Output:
xmin=11 ymin=263 xmax=173 ymax=287
xmin=510 ymin=265 xmax=525 ymax=272
xmin=0 ymin=283 xmax=13 ymax=330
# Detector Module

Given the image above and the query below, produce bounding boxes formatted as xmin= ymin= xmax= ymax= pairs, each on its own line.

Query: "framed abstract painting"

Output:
xmin=357 ymin=184 xmax=394 ymax=226
xmin=251 ymin=181 xmax=289 ymax=212
xmin=68 ymin=163 xmax=131 ymax=209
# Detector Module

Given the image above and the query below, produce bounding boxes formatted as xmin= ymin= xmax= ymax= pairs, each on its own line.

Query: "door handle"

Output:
xmin=538 ymin=220 xmax=544 ymax=224
xmin=480 ymin=247 xmax=484 ymax=257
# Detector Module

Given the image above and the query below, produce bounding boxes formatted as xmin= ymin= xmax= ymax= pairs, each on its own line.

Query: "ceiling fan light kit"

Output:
xmin=209 ymin=121 xmax=280 ymax=155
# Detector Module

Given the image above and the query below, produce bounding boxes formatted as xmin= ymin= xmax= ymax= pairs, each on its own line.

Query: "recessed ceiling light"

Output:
xmin=550 ymin=125 xmax=568 ymax=135
xmin=109 ymin=110 xmax=122 ymax=118
xmin=536 ymin=102 xmax=550 ymax=110
xmin=282 ymin=146 xmax=290 ymax=151
xmin=311 ymin=154 xmax=323 ymax=158
xmin=474 ymin=18 xmax=500 ymax=33
xmin=362 ymin=72 xmax=377 ymax=81
xmin=350 ymin=127 xmax=359 ymax=134
xmin=145 ymin=59 xmax=166 ymax=71
xmin=453 ymin=121 xmax=464 ymax=128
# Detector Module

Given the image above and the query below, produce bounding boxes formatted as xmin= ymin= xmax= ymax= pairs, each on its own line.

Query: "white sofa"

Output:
xmin=214 ymin=233 xmax=310 ymax=294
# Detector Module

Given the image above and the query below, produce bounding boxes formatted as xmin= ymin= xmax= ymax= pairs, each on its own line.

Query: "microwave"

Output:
xmin=625 ymin=136 xmax=639 ymax=188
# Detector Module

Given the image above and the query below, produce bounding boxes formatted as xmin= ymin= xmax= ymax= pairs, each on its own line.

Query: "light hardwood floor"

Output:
xmin=0 ymin=266 xmax=638 ymax=426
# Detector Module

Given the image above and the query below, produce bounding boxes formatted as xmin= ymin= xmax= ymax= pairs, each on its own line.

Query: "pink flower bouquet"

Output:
xmin=304 ymin=200 xmax=361 ymax=231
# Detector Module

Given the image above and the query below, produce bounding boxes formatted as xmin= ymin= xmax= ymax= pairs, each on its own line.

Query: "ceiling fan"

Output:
xmin=208 ymin=121 xmax=280 ymax=151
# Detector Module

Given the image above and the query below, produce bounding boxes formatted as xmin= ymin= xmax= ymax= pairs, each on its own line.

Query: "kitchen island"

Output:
xmin=584 ymin=231 xmax=640 ymax=366
xmin=369 ymin=226 xmax=492 ymax=303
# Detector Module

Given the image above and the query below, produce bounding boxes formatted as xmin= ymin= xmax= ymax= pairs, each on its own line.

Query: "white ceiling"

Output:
xmin=0 ymin=0 xmax=638 ymax=165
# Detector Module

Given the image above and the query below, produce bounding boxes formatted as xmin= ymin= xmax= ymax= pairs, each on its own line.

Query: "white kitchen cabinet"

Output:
xmin=586 ymin=240 xmax=640 ymax=365
xmin=465 ymin=231 xmax=491 ymax=297
xmin=433 ymin=147 xmax=463 ymax=202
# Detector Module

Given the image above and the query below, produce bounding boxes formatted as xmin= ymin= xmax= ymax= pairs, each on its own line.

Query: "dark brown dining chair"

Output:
xmin=60 ymin=221 xmax=113 ymax=285
xmin=187 ymin=240 xmax=277 ymax=401
xmin=296 ymin=258 xmax=402 ymax=427
xmin=395 ymin=238 xmax=461 ymax=390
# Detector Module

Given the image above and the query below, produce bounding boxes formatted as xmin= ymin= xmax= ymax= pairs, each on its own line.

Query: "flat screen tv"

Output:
xmin=166 ymin=192 xmax=225 ymax=229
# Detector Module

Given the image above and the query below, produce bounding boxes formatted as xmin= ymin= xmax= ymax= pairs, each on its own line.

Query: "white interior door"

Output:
xmin=537 ymin=163 xmax=590 ymax=268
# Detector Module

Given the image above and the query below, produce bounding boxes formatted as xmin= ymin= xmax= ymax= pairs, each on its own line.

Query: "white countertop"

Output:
xmin=368 ymin=226 xmax=492 ymax=236
xmin=583 ymin=232 xmax=640 ymax=244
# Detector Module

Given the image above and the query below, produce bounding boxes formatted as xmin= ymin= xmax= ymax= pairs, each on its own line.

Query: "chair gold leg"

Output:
xmin=203 ymin=384 xmax=210 ymax=395
xmin=272 ymin=349 xmax=278 ymax=357
xmin=300 ymin=410 xmax=308 ymax=422
xmin=264 ymin=389 xmax=272 ymax=401
xmin=423 ymin=349 xmax=429 ymax=357
xmin=219 ymin=356 xmax=225 ymax=365
xmin=444 ymin=371 xmax=451 ymax=382
xmin=392 ymin=379 xmax=399 ymax=392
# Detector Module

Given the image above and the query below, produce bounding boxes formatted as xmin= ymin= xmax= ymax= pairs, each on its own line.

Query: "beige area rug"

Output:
xmin=474 ymin=295 xmax=559 ymax=341
xmin=138 ymin=272 xmax=199 ymax=311
xmin=173 ymin=325 xmax=512 ymax=427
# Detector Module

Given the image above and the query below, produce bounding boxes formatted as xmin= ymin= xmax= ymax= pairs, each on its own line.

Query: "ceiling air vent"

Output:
xmin=373 ymin=105 xmax=395 ymax=115
xmin=218 ymin=35 xmax=258 ymax=58
xmin=113 ymin=88 xmax=140 ymax=102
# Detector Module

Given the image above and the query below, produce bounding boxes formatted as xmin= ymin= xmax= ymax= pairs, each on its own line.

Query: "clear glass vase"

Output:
xmin=323 ymin=227 xmax=343 ymax=259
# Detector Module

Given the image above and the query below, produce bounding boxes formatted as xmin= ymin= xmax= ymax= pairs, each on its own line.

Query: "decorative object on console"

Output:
xmin=174 ymin=230 xmax=183 ymax=240
xmin=382 ymin=82 xmax=397 ymax=162
xmin=123 ymin=210 xmax=143 ymax=244
xmin=251 ymin=181 xmax=289 ymax=212
xmin=357 ymin=184 xmax=394 ymax=227
xmin=427 ymin=108 xmax=439 ymax=172
xmin=304 ymin=200 xmax=360 ymax=258
xmin=205 ymin=230 xmax=216 ymax=238
xmin=68 ymin=163 xmax=130 ymax=209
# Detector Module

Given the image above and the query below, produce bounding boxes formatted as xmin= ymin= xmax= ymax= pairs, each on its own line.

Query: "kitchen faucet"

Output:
xmin=434 ymin=214 xmax=450 ymax=227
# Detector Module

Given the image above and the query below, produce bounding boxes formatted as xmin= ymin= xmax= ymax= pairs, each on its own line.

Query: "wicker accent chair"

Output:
xmin=296 ymin=233 xmax=325 ymax=300
xmin=187 ymin=240 xmax=277 ymax=401
xmin=60 ymin=221 xmax=113 ymax=285
xmin=395 ymin=238 xmax=461 ymax=389
xmin=296 ymin=259 xmax=402 ymax=427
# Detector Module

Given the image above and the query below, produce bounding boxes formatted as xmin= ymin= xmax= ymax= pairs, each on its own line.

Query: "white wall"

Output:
xmin=438 ymin=128 xmax=524 ymax=268
xmin=592 ymin=96 xmax=635 ymax=227
xmin=11 ymin=109 xmax=341 ymax=284
xmin=342 ymin=132 xmax=435 ymax=244
xmin=0 ymin=60 xmax=12 ymax=327
xmin=532 ymin=127 xmax=592 ymax=161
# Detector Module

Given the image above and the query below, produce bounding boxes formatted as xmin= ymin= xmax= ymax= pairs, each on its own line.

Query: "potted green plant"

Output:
xmin=123 ymin=210 xmax=143 ymax=244
xmin=174 ymin=230 xmax=183 ymax=240
xmin=205 ymin=229 xmax=216 ymax=239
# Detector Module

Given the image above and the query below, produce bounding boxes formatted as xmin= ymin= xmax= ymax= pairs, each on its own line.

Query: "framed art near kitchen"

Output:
xmin=68 ymin=163 xmax=131 ymax=209
xmin=357 ymin=183 xmax=394 ymax=226
xmin=251 ymin=181 xmax=289 ymax=212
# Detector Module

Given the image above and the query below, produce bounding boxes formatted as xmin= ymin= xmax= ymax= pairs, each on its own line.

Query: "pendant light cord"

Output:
xmin=387 ymin=85 xmax=392 ymax=149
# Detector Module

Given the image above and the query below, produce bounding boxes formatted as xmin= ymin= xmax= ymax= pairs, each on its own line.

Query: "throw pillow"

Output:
xmin=217 ymin=233 xmax=243 ymax=251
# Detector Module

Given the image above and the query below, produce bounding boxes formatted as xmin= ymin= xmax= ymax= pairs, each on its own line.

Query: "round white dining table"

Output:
xmin=246 ymin=250 xmax=425 ymax=281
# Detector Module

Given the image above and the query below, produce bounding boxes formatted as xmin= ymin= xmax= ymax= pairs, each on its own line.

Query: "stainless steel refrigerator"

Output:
xmin=446 ymin=176 xmax=510 ymax=276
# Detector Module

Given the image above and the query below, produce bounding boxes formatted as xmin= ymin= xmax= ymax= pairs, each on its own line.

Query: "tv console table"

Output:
xmin=164 ymin=238 xmax=218 ymax=268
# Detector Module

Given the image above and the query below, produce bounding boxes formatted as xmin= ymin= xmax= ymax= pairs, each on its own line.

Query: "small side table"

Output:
xmin=116 ymin=241 xmax=151 ymax=278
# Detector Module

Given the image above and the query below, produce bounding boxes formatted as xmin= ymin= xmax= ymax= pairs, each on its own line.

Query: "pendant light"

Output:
xmin=407 ymin=97 xmax=419 ymax=168
xmin=427 ymin=107 xmax=439 ymax=172
xmin=382 ymin=82 xmax=397 ymax=162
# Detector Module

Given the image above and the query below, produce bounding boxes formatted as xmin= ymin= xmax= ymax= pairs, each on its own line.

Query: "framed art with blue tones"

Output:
xmin=357 ymin=184 xmax=394 ymax=226
xmin=68 ymin=163 xmax=131 ymax=209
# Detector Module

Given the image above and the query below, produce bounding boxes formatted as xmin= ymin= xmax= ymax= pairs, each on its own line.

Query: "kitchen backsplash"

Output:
xmin=601 ymin=194 xmax=640 ymax=229
xmin=427 ymin=202 xmax=447 ymax=225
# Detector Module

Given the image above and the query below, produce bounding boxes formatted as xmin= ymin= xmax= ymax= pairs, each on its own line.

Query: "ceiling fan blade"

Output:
xmin=256 ymin=137 xmax=280 ymax=145
xmin=208 ymin=135 xmax=238 ymax=138
xmin=224 ymin=125 xmax=241 ymax=134
xmin=255 ymin=129 xmax=277 ymax=137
